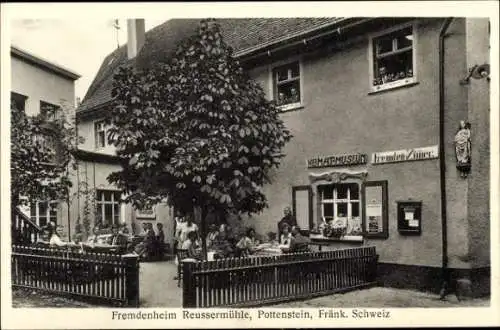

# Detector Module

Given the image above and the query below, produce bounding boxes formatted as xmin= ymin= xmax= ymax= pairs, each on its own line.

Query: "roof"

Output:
xmin=78 ymin=18 xmax=347 ymax=113
xmin=11 ymin=45 xmax=81 ymax=81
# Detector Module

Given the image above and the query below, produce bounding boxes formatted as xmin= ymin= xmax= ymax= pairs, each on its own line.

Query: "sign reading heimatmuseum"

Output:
xmin=307 ymin=153 xmax=368 ymax=168
xmin=371 ymin=145 xmax=439 ymax=164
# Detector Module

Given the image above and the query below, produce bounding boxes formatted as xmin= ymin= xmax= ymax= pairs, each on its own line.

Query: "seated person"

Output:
xmin=86 ymin=225 xmax=101 ymax=245
xmin=181 ymin=231 xmax=203 ymax=260
xmin=288 ymin=226 xmax=310 ymax=253
xmin=266 ymin=231 xmax=279 ymax=247
xmin=211 ymin=230 xmax=235 ymax=258
xmin=133 ymin=223 xmax=156 ymax=259
xmin=235 ymin=228 xmax=259 ymax=256
xmin=278 ymin=223 xmax=292 ymax=251
xmin=206 ymin=224 xmax=219 ymax=249
xmin=108 ymin=225 xmax=129 ymax=247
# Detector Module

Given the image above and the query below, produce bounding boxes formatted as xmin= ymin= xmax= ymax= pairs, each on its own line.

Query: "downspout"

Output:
xmin=438 ymin=17 xmax=454 ymax=295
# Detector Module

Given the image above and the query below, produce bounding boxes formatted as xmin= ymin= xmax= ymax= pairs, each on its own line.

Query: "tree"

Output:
xmin=11 ymin=101 xmax=82 ymax=239
xmin=108 ymin=19 xmax=292 ymax=256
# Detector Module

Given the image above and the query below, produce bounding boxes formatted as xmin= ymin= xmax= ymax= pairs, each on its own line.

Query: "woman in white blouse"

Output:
xmin=278 ymin=223 xmax=292 ymax=250
xmin=48 ymin=222 xmax=68 ymax=247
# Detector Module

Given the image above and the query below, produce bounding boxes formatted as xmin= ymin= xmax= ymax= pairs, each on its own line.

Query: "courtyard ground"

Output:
xmin=12 ymin=260 xmax=490 ymax=308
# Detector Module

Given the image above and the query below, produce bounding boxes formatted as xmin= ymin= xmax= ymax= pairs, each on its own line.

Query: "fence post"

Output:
xmin=182 ymin=260 xmax=197 ymax=308
xmin=122 ymin=254 xmax=140 ymax=307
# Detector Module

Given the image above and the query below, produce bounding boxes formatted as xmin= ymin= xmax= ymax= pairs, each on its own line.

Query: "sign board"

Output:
xmin=371 ymin=145 xmax=438 ymax=165
xmin=307 ymin=153 xmax=368 ymax=168
xmin=135 ymin=205 xmax=156 ymax=219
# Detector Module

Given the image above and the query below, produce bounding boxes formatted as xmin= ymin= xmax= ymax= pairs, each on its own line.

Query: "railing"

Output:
xmin=11 ymin=245 xmax=140 ymax=307
xmin=12 ymin=207 xmax=41 ymax=245
xmin=182 ymin=246 xmax=378 ymax=308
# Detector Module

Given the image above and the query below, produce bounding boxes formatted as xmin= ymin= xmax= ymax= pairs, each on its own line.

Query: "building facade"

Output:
xmin=78 ymin=17 xmax=491 ymax=295
xmin=11 ymin=46 xmax=80 ymax=239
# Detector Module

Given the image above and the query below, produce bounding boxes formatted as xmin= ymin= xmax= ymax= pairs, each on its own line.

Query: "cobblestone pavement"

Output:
xmin=12 ymin=261 xmax=490 ymax=308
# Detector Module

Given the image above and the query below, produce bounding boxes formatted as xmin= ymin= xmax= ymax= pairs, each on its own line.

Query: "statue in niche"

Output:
xmin=454 ymin=120 xmax=472 ymax=178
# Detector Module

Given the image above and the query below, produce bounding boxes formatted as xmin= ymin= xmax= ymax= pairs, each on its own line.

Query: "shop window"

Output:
xmin=272 ymin=61 xmax=302 ymax=110
xmin=30 ymin=201 xmax=58 ymax=227
xmin=362 ymin=181 xmax=388 ymax=239
xmin=95 ymin=120 xmax=107 ymax=149
xmin=318 ymin=183 xmax=362 ymax=235
xmin=370 ymin=24 xmax=417 ymax=93
xmin=96 ymin=190 xmax=121 ymax=225
xmin=11 ymin=92 xmax=27 ymax=112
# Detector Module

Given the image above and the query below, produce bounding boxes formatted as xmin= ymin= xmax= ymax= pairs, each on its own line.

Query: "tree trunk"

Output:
xmin=193 ymin=204 xmax=208 ymax=260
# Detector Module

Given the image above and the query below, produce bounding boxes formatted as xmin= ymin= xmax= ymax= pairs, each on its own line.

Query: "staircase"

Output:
xmin=12 ymin=206 xmax=42 ymax=245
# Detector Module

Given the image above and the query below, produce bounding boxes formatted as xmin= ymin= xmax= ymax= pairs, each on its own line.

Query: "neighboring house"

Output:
xmin=78 ymin=18 xmax=490 ymax=295
xmin=11 ymin=45 xmax=80 ymax=239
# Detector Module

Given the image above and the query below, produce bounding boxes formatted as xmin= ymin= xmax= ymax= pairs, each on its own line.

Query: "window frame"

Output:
xmin=318 ymin=182 xmax=362 ymax=236
xmin=269 ymin=57 xmax=304 ymax=112
xmin=95 ymin=189 xmax=122 ymax=226
xmin=40 ymin=100 xmax=62 ymax=121
xmin=368 ymin=22 xmax=418 ymax=94
xmin=11 ymin=92 xmax=28 ymax=112
xmin=94 ymin=120 xmax=107 ymax=149
xmin=361 ymin=180 xmax=389 ymax=239
xmin=30 ymin=201 xmax=58 ymax=227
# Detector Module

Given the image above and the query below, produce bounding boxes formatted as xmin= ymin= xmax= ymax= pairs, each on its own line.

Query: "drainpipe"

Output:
xmin=438 ymin=17 xmax=454 ymax=295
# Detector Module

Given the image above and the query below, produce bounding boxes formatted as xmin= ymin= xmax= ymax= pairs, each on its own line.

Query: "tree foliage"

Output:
xmin=108 ymin=19 xmax=292 ymax=218
xmin=10 ymin=101 xmax=80 ymax=209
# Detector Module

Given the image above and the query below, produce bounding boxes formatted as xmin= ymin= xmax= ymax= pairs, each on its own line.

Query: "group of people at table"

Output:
xmin=39 ymin=220 xmax=166 ymax=258
xmin=174 ymin=206 xmax=311 ymax=262
xmin=38 ymin=205 xmax=310 ymax=261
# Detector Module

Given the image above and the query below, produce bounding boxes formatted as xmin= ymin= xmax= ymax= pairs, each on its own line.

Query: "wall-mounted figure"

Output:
xmin=454 ymin=120 xmax=472 ymax=178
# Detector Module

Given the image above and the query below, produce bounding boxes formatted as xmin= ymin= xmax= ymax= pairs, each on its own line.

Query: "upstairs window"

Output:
xmin=273 ymin=61 xmax=302 ymax=110
xmin=40 ymin=101 xmax=62 ymax=121
xmin=11 ymin=92 xmax=27 ymax=112
xmin=370 ymin=24 xmax=417 ymax=93
xmin=95 ymin=120 xmax=107 ymax=149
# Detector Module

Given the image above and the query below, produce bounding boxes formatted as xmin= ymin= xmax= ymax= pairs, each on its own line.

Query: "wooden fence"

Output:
xmin=11 ymin=245 xmax=139 ymax=307
xmin=182 ymin=246 xmax=378 ymax=308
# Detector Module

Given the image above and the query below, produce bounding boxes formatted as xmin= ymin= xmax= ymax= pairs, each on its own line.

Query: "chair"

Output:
xmin=176 ymin=249 xmax=190 ymax=287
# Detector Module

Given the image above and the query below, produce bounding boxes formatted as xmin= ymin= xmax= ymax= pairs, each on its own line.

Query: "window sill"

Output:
xmin=369 ymin=77 xmax=418 ymax=94
xmin=309 ymin=233 xmax=364 ymax=243
xmin=277 ymin=102 xmax=304 ymax=112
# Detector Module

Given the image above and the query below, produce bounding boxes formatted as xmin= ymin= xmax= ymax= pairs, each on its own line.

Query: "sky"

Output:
xmin=10 ymin=19 xmax=167 ymax=102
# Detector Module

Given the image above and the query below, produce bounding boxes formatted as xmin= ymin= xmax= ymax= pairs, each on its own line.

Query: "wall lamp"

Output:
xmin=460 ymin=63 xmax=490 ymax=85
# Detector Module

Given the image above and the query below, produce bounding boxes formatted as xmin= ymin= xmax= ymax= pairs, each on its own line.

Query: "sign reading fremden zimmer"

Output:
xmin=372 ymin=145 xmax=439 ymax=164
xmin=307 ymin=153 xmax=368 ymax=168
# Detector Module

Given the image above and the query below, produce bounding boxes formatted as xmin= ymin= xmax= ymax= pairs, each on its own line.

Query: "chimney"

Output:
xmin=127 ymin=19 xmax=145 ymax=59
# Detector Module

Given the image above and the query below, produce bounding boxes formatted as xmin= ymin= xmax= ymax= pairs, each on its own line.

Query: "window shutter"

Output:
xmin=361 ymin=180 xmax=389 ymax=239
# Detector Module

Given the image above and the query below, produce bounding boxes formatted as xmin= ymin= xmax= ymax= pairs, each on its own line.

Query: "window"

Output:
xmin=319 ymin=183 xmax=362 ymax=236
xmin=362 ymin=181 xmax=389 ymax=239
xmin=95 ymin=120 xmax=107 ymax=149
xmin=40 ymin=101 xmax=61 ymax=121
xmin=96 ymin=190 xmax=121 ymax=225
xmin=11 ymin=92 xmax=27 ymax=112
xmin=370 ymin=24 xmax=417 ymax=93
xmin=273 ymin=61 xmax=302 ymax=110
xmin=30 ymin=201 xmax=58 ymax=227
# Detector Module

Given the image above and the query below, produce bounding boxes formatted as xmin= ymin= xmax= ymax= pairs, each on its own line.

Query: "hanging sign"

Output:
xmin=307 ymin=153 xmax=368 ymax=168
xmin=371 ymin=145 xmax=438 ymax=165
